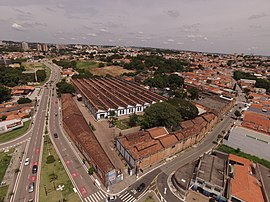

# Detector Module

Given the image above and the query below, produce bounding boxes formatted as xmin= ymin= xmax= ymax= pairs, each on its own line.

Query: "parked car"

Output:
xmin=28 ymin=182 xmax=34 ymax=193
xmin=53 ymin=133 xmax=58 ymax=138
xmin=136 ymin=183 xmax=146 ymax=192
xmin=32 ymin=165 xmax=38 ymax=174
xmin=24 ymin=158 xmax=30 ymax=166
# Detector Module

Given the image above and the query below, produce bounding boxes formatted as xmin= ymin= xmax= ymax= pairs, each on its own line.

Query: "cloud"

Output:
xmin=248 ymin=12 xmax=268 ymax=20
xmin=177 ymin=42 xmax=184 ymax=45
xmin=179 ymin=23 xmax=200 ymax=33
xmin=249 ymin=25 xmax=262 ymax=29
xmin=87 ymin=33 xmax=97 ymax=37
xmin=11 ymin=23 xmax=23 ymax=31
xmin=204 ymin=37 xmax=208 ymax=41
xmin=100 ymin=28 xmax=108 ymax=32
xmin=187 ymin=34 xmax=195 ymax=38
xmin=167 ymin=38 xmax=174 ymax=42
xmin=166 ymin=10 xmax=180 ymax=18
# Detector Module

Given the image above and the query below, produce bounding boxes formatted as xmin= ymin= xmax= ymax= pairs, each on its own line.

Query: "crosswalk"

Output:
xmin=119 ymin=192 xmax=136 ymax=202
xmin=84 ymin=191 xmax=107 ymax=202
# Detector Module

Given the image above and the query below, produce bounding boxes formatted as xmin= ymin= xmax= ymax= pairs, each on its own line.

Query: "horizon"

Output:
xmin=1 ymin=0 xmax=270 ymax=56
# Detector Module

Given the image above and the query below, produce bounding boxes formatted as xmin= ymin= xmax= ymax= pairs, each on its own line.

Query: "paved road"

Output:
xmin=46 ymin=62 xmax=105 ymax=202
xmin=11 ymin=65 xmax=55 ymax=202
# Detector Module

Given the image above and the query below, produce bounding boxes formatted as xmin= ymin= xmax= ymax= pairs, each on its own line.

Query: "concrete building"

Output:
xmin=72 ymin=77 xmax=167 ymax=120
xmin=42 ymin=44 xmax=48 ymax=52
xmin=21 ymin=42 xmax=29 ymax=51
xmin=61 ymin=94 xmax=123 ymax=187
xmin=191 ymin=154 xmax=228 ymax=202
xmin=0 ymin=118 xmax=23 ymax=134
xmin=37 ymin=44 xmax=42 ymax=51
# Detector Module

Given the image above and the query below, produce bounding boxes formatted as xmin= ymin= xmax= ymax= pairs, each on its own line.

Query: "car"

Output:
xmin=28 ymin=199 xmax=34 ymax=202
xmin=24 ymin=158 xmax=30 ymax=166
xmin=54 ymin=133 xmax=58 ymax=138
xmin=55 ymin=113 xmax=58 ymax=116
xmin=32 ymin=165 xmax=38 ymax=174
xmin=136 ymin=183 xmax=146 ymax=192
xmin=28 ymin=182 xmax=34 ymax=193
xmin=106 ymin=196 xmax=116 ymax=202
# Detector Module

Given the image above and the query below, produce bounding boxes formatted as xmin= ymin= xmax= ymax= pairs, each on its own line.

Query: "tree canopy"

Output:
xmin=145 ymin=74 xmax=184 ymax=89
xmin=167 ymin=98 xmax=199 ymax=120
xmin=187 ymin=87 xmax=199 ymax=100
xmin=56 ymin=80 xmax=75 ymax=95
xmin=17 ymin=97 xmax=32 ymax=104
xmin=0 ymin=85 xmax=11 ymax=103
xmin=141 ymin=102 xmax=182 ymax=131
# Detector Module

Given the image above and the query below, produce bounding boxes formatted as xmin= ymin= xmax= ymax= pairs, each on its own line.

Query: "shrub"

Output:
xmin=46 ymin=155 xmax=56 ymax=164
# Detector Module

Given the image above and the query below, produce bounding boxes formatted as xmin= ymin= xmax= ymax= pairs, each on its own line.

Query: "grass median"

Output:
xmin=0 ymin=121 xmax=31 ymax=143
xmin=0 ymin=148 xmax=15 ymax=201
xmin=39 ymin=135 xmax=80 ymax=202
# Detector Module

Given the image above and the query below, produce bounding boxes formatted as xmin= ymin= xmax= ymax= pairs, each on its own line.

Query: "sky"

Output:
xmin=0 ymin=0 xmax=270 ymax=55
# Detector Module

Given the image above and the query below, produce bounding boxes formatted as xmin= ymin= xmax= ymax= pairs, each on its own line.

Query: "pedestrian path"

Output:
xmin=119 ymin=192 xmax=137 ymax=202
xmin=84 ymin=190 xmax=107 ymax=202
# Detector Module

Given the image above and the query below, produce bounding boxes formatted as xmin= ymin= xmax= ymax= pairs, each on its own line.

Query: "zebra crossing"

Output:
xmin=119 ymin=192 xmax=136 ymax=202
xmin=84 ymin=190 xmax=107 ymax=202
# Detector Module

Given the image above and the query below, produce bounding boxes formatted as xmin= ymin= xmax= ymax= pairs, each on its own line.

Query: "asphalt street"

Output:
xmin=46 ymin=62 xmax=105 ymax=202
xmin=11 ymin=65 xmax=55 ymax=202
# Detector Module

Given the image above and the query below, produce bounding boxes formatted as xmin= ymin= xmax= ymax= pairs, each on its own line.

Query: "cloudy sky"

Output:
xmin=0 ymin=0 xmax=270 ymax=55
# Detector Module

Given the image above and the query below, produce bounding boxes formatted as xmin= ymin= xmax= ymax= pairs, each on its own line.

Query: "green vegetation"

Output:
xmin=141 ymin=102 xmax=182 ymax=131
xmin=52 ymin=60 xmax=77 ymax=69
xmin=0 ymin=185 xmax=8 ymax=202
xmin=88 ymin=167 xmax=94 ymax=175
xmin=187 ymin=87 xmax=199 ymax=100
xmin=234 ymin=110 xmax=241 ymax=117
xmin=141 ymin=98 xmax=198 ymax=131
xmin=0 ymin=64 xmax=47 ymax=88
xmin=0 ymin=86 xmax=11 ymax=103
xmin=39 ymin=135 xmax=80 ymax=202
xmin=0 ymin=149 xmax=14 ymax=183
xmin=233 ymin=70 xmax=270 ymax=93
xmin=217 ymin=144 xmax=270 ymax=168
xmin=167 ymin=98 xmax=199 ymax=120
xmin=56 ymin=80 xmax=75 ymax=95
xmin=17 ymin=97 xmax=32 ymax=104
xmin=115 ymin=115 xmax=143 ymax=130
xmin=0 ymin=121 xmax=30 ymax=143
xmin=145 ymin=74 xmax=184 ymax=89
xmin=76 ymin=61 xmax=98 ymax=70
xmin=144 ymin=194 xmax=156 ymax=202
xmin=122 ymin=55 xmax=189 ymax=73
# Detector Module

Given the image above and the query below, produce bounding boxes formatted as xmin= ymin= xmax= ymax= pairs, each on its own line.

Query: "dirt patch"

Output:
xmin=89 ymin=65 xmax=135 ymax=77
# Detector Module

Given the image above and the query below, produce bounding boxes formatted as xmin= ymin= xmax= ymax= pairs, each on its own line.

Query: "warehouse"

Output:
xmin=61 ymin=94 xmax=122 ymax=187
xmin=71 ymin=77 xmax=167 ymax=120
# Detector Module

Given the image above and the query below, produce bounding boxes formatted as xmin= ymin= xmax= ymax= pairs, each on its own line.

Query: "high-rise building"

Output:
xmin=37 ymin=44 xmax=42 ymax=51
xmin=21 ymin=42 xmax=29 ymax=51
xmin=42 ymin=44 xmax=48 ymax=52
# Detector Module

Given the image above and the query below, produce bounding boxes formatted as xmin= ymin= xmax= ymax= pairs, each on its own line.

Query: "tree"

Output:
xmin=234 ymin=110 xmax=241 ymax=117
xmin=174 ymin=88 xmax=187 ymax=99
xmin=56 ymin=81 xmax=75 ymax=95
xmin=0 ymin=85 xmax=11 ymax=103
xmin=98 ymin=63 xmax=105 ymax=68
xmin=167 ymin=98 xmax=199 ymax=120
xmin=141 ymin=102 xmax=182 ymax=131
xmin=128 ymin=113 xmax=139 ymax=127
xmin=1 ymin=115 xmax=7 ymax=121
xmin=187 ymin=87 xmax=199 ymax=100
xmin=88 ymin=167 xmax=95 ymax=175
xmin=17 ymin=97 xmax=32 ymax=104
xmin=36 ymin=70 xmax=46 ymax=82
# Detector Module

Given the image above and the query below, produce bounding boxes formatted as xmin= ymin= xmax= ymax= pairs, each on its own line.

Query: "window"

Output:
xmin=205 ymin=184 xmax=212 ymax=190
xmin=172 ymin=145 xmax=175 ymax=149
xmin=214 ymin=187 xmax=221 ymax=192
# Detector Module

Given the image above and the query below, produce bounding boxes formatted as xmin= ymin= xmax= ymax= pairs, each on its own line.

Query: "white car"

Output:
xmin=24 ymin=158 xmax=30 ymax=166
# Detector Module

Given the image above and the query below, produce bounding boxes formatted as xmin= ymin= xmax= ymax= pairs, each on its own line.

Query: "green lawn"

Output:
xmin=22 ymin=62 xmax=46 ymax=71
xmin=0 ymin=149 xmax=14 ymax=183
xmin=115 ymin=116 xmax=143 ymax=130
xmin=0 ymin=121 xmax=31 ymax=143
xmin=39 ymin=135 xmax=80 ymax=202
xmin=217 ymin=144 xmax=270 ymax=168
xmin=0 ymin=185 xmax=8 ymax=202
xmin=76 ymin=61 xmax=98 ymax=70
